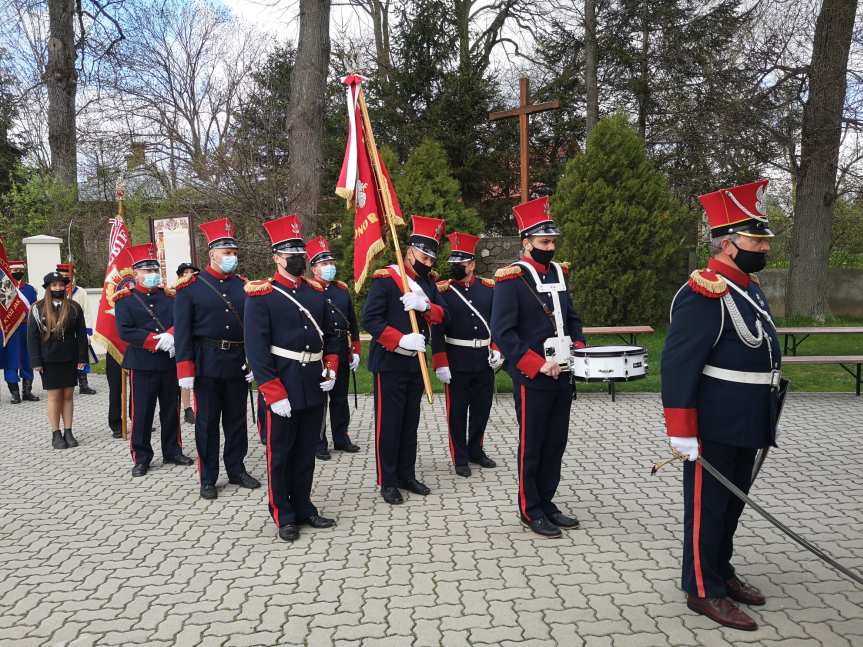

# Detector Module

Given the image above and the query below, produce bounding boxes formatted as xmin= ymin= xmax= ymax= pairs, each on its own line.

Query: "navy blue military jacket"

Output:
xmin=114 ymin=285 xmax=176 ymax=372
xmin=661 ymin=258 xmax=781 ymax=449
xmin=321 ymin=280 xmax=361 ymax=360
xmin=173 ymin=266 xmax=247 ymax=380
xmin=431 ymin=276 xmax=497 ymax=373
xmin=362 ymin=265 xmax=449 ymax=373
xmin=491 ymin=257 xmax=586 ymax=391
xmin=244 ymin=273 xmax=341 ymax=411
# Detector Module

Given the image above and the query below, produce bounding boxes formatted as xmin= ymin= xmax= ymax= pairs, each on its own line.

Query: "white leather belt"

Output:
xmin=703 ymin=365 xmax=782 ymax=387
xmin=270 ymin=346 xmax=322 ymax=363
xmin=394 ymin=347 xmax=418 ymax=357
xmin=444 ymin=336 xmax=491 ymax=348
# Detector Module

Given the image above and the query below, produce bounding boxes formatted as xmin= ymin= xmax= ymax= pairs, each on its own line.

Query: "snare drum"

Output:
xmin=570 ymin=345 xmax=648 ymax=382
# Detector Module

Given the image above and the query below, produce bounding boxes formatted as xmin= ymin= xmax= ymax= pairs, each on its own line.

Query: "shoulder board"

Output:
xmin=494 ymin=265 xmax=523 ymax=281
xmin=111 ymin=287 xmax=132 ymax=304
xmin=244 ymin=279 xmax=273 ymax=297
xmin=305 ymin=277 xmax=325 ymax=292
xmin=687 ymin=269 xmax=728 ymax=299
xmin=334 ymin=280 xmax=350 ymax=290
xmin=560 ymin=261 xmax=570 ymax=275
xmin=174 ymin=273 xmax=197 ymax=290
xmin=436 ymin=279 xmax=450 ymax=293
xmin=164 ymin=287 xmax=176 ymax=298
xmin=373 ymin=268 xmax=392 ymax=279
xmin=429 ymin=270 xmax=439 ymax=281
xmin=749 ymin=274 xmax=760 ymax=286
xmin=480 ymin=277 xmax=495 ymax=288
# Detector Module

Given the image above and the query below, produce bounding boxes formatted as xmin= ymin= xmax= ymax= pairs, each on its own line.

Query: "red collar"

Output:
xmin=273 ymin=272 xmax=301 ymax=289
xmin=135 ymin=284 xmax=158 ymax=295
xmin=708 ymin=257 xmax=750 ymax=288
xmin=520 ymin=255 xmax=549 ymax=273
xmin=205 ymin=265 xmax=230 ymax=280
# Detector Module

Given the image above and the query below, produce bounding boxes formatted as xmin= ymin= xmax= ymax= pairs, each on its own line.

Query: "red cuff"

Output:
xmin=378 ymin=326 xmax=403 ymax=352
xmin=574 ymin=340 xmax=586 ymax=349
xmin=324 ymin=354 xmax=339 ymax=373
xmin=432 ymin=352 xmax=449 ymax=370
xmin=664 ymin=407 xmax=698 ymax=437
xmin=423 ymin=303 xmax=444 ymax=325
xmin=144 ymin=333 xmax=158 ymax=352
xmin=259 ymin=378 xmax=288 ymax=406
xmin=351 ymin=339 xmax=361 ymax=355
xmin=176 ymin=360 xmax=195 ymax=379
xmin=516 ymin=349 xmax=545 ymax=379
xmin=490 ymin=342 xmax=500 ymax=353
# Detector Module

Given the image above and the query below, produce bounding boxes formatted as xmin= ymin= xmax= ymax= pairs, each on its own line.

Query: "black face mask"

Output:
xmin=11 ymin=272 xmax=23 ymax=281
xmin=529 ymin=246 xmax=555 ymax=266
xmin=731 ymin=242 xmax=767 ymax=274
xmin=412 ymin=259 xmax=432 ymax=279
xmin=282 ymin=255 xmax=306 ymax=277
xmin=50 ymin=289 xmax=66 ymax=299
xmin=449 ymin=263 xmax=468 ymax=281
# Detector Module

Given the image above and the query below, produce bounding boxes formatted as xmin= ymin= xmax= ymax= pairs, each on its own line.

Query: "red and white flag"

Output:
xmin=336 ymin=74 xmax=404 ymax=290
xmin=93 ymin=204 xmax=134 ymax=362
xmin=0 ymin=238 xmax=28 ymax=346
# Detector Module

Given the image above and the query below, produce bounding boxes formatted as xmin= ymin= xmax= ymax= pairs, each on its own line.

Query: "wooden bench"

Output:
xmin=782 ymin=355 xmax=863 ymax=396
xmin=775 ymin=326 xmax=863 ymax=355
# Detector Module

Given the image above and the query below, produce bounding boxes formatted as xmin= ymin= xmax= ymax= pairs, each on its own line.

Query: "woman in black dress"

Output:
xmin=27 ymin=272 xmax=89 ymax=449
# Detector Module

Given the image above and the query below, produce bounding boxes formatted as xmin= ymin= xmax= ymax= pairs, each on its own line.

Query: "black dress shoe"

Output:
xmin=183 ymin=407 xmax=195 ymax=425
xmin=164 ymin=454 xmax=194 ymax=466
xmin=726 ymin=576 xmax=766 ymax=606
xmin=520 ymin=516 xmax=562 ymax=538
xmin=51 ymin=430 xmax=67 ymax=450
xmin=687 ymin=596 xmax=757 ymax=631
xmin=131 ymin=463 xmax=148 ymax=477
xmin=302 ymin=514 xmax=336 ymax=529
xmin=454 ymin=465 xmax=472 ymax=477
xmin=63 ymin=428 xmax=79 ymax=448
xmin=381 ymin=486 xmax=404 ymax=505
xmin=470 ymin=453 xmax=497 ymax=468
xmin=278 ymin=524 xmax=300 ymax=542
xmin=333 ymin=440 xmax=360 ymax=453
xmin=228 ymin=471 xmax=261 ymax=489
xmin=200 ymin=484 xmax=217 ymax=499
xmin=316 ymin=449 xmax=332 ymax=461
xmin=398 ymin=478 xmax=431 ymax=496
xmin=111 ymin=428 xmax=122 ymax=439
xmin=548 ymin=512 xmax=580 ymax=529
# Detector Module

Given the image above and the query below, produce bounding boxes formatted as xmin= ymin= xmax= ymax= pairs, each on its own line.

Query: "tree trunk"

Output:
xmin=454 ymin=0 xmax=471 ymax=76
xmin=786 ymin=0 xmax=857 ymax=321
xmin=370 ymin=0 xmax=392 ymax=83
xmin=636 ymin=6 xmax=649 ymax=138
xmin=284 ymin=0 xmax=331 ymax=232
xmin=584 ymin=0 xmax=598 ymax=134
xmin=44 ymin=0 xmax=78 ymax=189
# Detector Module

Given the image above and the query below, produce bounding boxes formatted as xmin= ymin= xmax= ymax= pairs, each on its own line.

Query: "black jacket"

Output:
xmin=27 ymin=299 xmax=88 ymax=367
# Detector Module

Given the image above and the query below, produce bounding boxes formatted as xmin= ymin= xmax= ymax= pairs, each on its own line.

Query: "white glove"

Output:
xmin=670 ymin=437 xmax=699 ymax=461
xmin=398 ymin=333 xmax=426 ymax=352
xmin=169 ymin=347 xmax=176 ymax=359
xmin=319 ymin=368 xmax=336 ymax=392
xmin=271 ymin=398 xmax=292 ymax=418
xmin=488 ymin=349 xmax=504 ymax=370
xmin=154 ymin=332 xmax=174 ymax=354
xmin=435 ymin=367 xmax=452 ymax=384
xmin=245 ymin=370 xmax=254 ymax=383
xmin=400 ymin=289 xmax=429 ymax=312
xmin=349 ymin=353 xmax=360 ymax=371
xmin=178 ymin=376 xmax=194 ymax=389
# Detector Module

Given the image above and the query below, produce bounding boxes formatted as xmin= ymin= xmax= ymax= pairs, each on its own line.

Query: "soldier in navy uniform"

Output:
xmin=431 ymin=232 xmax=502 ymax=477
xmin=362 ymin=215 xmax=449 ymax=505
xmin=661 ymin=180 xmax=780 ymax=631
xmin=244 ymin=215 xmax=340 ymax=542
xmin=114 ymin=243 xmax=194 ymax=477
xmin=491 ymin=196 xmax=586 ymax=538
xmin=174 ymin=217 xmax=260 ymax=499
xmin=306 ymin=236 xmax=361 ymax=460
xmin=4 ymin=260 xmax=40 ymax=404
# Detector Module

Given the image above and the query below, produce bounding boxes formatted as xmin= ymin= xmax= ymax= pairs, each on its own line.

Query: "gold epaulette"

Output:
xmin=111 ymin=287 xmax=132 ymax=304
xmin=373 ymin=268 xmax=391 ymax=279
xmin=687 ymin=269 xmax=728 ymax=298
xmin=335 ymin=280 xmax=350 ymax=290
xmin=306 ymin=277 xmax=325 ymax=292
xmin=174 ymin=273 xmax=197 ymax=290
xmin=480 ymin=277 xmax=495 ymax=288
xmin=437 ymin=279 xmax=450 ymax=293
xmin=560 ymin=261 xmax=571 ymax=275
xmin=244 ymin=279 xmax=272 ymax=297
xmin=749 ymin=274 xmax=760 ymax=286
xmin=494 ymin=265 xmax=523 ymax=281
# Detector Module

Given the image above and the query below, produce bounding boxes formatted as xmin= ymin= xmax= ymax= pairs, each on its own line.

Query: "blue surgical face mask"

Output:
xmin=219 ymin=255 xmax=238 ymax=273
xmin=319 ymin=264 xmax=337 ymax=282
xmin=142 ymin=273 xmax=162 ymax=289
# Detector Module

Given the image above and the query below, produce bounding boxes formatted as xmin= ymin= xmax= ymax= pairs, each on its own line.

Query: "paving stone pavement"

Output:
xmin=1 ymin=375 xmax=862 ymax=646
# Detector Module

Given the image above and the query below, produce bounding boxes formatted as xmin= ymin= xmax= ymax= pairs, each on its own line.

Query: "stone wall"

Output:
xmin=758 ymin=269 xmax=863 ymax=318
xmin=475 ymin=236 xmax=522 ymax=276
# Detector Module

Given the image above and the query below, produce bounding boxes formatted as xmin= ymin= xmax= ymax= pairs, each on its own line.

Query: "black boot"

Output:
xmin=63 ymin=428 xmax=79 ymax=447
xmin=183 ymin=407 xmax=195 ymax=425
xmin=7 ymin=382 xmax=21 ymax=404
xmin=22 ymin=380 xmax=39 ymax=402
xmin=52 ymin=430 xmax=67 ymax=449
xmin=78 ymin=373 xmax=96 ymax=395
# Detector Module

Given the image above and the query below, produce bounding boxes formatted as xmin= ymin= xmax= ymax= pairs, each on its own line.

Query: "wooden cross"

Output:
xmin=489 ymin=77 xmax=560 ymax=203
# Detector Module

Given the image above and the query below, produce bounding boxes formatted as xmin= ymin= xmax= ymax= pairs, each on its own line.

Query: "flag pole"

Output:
xmin=357 ymin=89 xmax=433 ymax=403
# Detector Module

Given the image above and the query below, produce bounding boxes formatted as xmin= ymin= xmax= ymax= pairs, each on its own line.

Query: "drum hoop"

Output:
xmin=572 ymin=347 xmax=646 ymax=358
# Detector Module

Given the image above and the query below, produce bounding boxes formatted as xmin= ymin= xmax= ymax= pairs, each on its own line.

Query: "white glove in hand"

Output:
xmin=271 ymin=398 xmax=292 ymax=418
xmin=400 ymin=289 xmax=429 ymax=312
xmin=398 ymin=333 xmax=426 ymax=352
xmin=178 ymin=376 xmax=194 ymax=389
xmin=435 ymin=367 xmax=452 ymax=384
xmin=169 ymin=347 xmax=176 ymax=359
xmin=349 ymin=353 xmax=361 ymax=371
xmin=670 ymin=436 xmax=699 ymax=461
xmin=320 ymin=368 xmax=336 ymax=392
xmin=245 ymin=370 xmax=254 ymax=383
xmin=488 ymin=349 xmax=504 ymax=370
xmin=155 ymin=332 xmax=175 ymax=353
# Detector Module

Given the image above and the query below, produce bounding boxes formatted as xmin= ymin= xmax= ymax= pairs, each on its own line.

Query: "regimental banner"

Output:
xmin=94 ymin=211 xmax=134 ymax=362
xmin=0 ymin=238 xmax=28 ymax=346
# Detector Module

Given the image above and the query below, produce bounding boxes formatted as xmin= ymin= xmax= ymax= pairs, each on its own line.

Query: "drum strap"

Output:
xmin=515 ymin=261 xmax=567 ymax=339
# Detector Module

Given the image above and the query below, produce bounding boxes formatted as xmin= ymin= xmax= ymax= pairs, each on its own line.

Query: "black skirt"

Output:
xmin=40 ymin=362 xmax=78 ymax=390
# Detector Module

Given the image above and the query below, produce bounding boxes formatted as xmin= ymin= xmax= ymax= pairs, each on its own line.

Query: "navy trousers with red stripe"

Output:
xmin=513 ymin=381 xmax=572 ymax=522
xmin=263 ymin=403 xmax=324 ymax=527
xmin=194 ymin=376 xmax=248 ymax=485
xmin=373 ymin=371 xmax=423 ymax=488
xmin=129 ymin=369 xmax=182 ymax=466
xmin=682 ymin=440 xmax=757 ymax=598
xmin=445 ymin=369 xmax=494 ymax=466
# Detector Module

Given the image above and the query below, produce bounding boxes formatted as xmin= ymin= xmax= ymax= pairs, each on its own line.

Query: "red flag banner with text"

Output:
xmin=93 ymin=214 xmax=134 ymax=362
xmin=0 ymin=238 xmax=28 ymax=346
xmin=336 ymin=74 xmax=404 ymax=290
